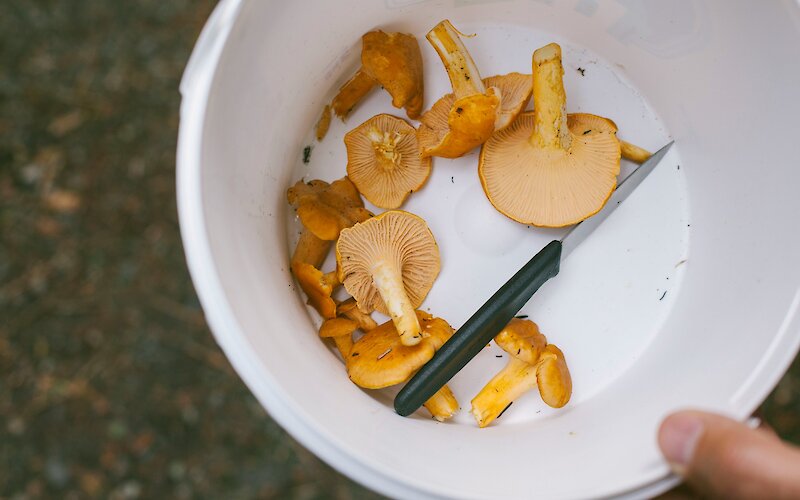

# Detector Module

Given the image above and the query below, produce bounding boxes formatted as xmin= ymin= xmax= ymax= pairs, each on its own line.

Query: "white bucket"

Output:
xmin=177 ymin=1 xmax=800 ymax=498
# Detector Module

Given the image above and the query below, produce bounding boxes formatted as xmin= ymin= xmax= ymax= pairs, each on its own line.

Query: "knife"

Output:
xmin=394 ymin=141 xmax=675 ymax=417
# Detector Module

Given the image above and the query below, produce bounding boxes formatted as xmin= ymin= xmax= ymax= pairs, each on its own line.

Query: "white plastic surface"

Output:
xmin=177 ymin=1 xmax=800 ymax=498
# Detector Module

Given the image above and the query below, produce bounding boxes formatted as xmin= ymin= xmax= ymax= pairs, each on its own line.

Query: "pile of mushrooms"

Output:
xmin=288 ymin=19 xmax=658 ymax=426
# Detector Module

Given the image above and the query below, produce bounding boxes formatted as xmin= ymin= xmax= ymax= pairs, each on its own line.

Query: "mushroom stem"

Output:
xmin=470 ymin=357 xmax=537 ymax=428
xmin=331 ymin=335 xmax=353 ymax=359
xmin=331 ymin=69 xmax=378 ymax=119
xmin=427 ymin=20 xmax=486 ymax=99
xmin=423 ymin=384 xmax=459 ymax=422
xmin=529 ymin=43 xmax=572 ymax=151
xmin=620 ymin=140 xmax=652 ymax=163
xmin=338 ymin=298 xmax=378 ymax=331
xmin=292 ymin=229 xmax=331 ymax=268
xmin=370 ymin=260 xmax=422 ymax=346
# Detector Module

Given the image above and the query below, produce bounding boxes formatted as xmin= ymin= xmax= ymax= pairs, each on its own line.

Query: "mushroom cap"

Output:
xmin=287 ymin=177 xmax=372 ymax=240
xmin=346 ymin=311 xmax=453 ymax=389
xmin=537 ymin=344 xmax=572 ymax=408
xmin=344 ymin=114 xmax=431 ymax=209
xmin=416 ymin=310 xmax=454 ymax=350
xmin=292 ymin=262 xmax=337 ymax=319
xmin=417 ymin=72 xmax=530 ymax=159
xmin=494 ymin=318 xmax=548 ymax=364
xmin=417 ymin=91 xmax=499 ymax=159
xmin=479 ymin=112 xmax=621 ymax=227
xmin=319 ymin=317 xmax=358 ymax=338
xmin=483 ymin=73 xmax=533 ymax=131
xmin=335 ymin=211 xmax=440 ymax=316
xmin=361 ymin=31 xmax=424 ymax=119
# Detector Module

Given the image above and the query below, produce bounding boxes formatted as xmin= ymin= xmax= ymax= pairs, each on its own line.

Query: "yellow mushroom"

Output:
xmin=484 ymin=72 xmax=533 ymax=131
xmin=417 ymin=20 xmax=502 ymax=159
xmin=344 ymin=114 xmax=431 ymax=209
xmin=331 ymin=31 xmax=424 ymax=120
xmin=470 ymin=319 xmax=572 ymax=428
xmin=336 ymin=211 xmax=440 ymax=346
xmin=478 ymin=43 xmax=621 ymax=227
xmin=319 ymin=317 xmax=357 ymax=358
xmin=536 ymin=344 xmax=572 ymax=408
xmin=337 ymin=297 xmax=378 ymax=331
xmin=290 ymin=229 xmax=330 ymax=269
xmin=315 ymin=104 xmax=332 ymax=141
xmin=292 ymin=262 xmax=340 ymax=319
xmin=287 ymin=177 xmax=372 ymax=241
xmin=347 ymin=312 xmax=459 ymax=421
xmin=620 ymin=139 xmax=652 ymax=163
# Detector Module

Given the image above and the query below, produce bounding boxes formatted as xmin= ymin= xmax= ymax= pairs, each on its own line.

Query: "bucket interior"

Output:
xmin=184 ymin=1 xmax=800 ymax=497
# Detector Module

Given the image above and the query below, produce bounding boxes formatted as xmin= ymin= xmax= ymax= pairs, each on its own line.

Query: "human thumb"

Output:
xmin=658 ymin=410 xmax=800 ymax=499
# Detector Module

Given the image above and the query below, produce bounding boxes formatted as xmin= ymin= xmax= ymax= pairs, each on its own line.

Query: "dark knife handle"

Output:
xmin=394 ymin=239 xmax=563 ymax=416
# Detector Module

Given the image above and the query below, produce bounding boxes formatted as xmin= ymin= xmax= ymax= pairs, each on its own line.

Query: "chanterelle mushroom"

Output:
xmin=479 ymin=43 xmax=621 ymax=227
xmin=337 ymin=298 xmax=378 ymax=332
xmin=347 ymin=311 xmax=459 ymax=421
xmin=336 ymin=211 xmax=440 ymax=346
xmin=418 ymin=72 xmax=532 ymax=161
xmin=620 ymin=139 xmax=652 ymax=163
xmin=417 ymin=21 xmax=531 ymax=159
xmin=293 ymin=262 xmax=340 ymax=319
xmin=470 ymin=319 xmax=572 ymax=428
xmin=344 ymin=114 xmax=431 ymax=209
xmin=320 ymin=317 xmax=357 ymax=358
xmin=331 ymin=31 xmax=424 ymax=120
xmin=287 ymin=177 xmax=372 ymax=241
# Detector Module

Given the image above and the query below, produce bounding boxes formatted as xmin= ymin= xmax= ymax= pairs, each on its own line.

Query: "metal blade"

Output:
xmin=560 ymin=141 xmax=674 ymax=259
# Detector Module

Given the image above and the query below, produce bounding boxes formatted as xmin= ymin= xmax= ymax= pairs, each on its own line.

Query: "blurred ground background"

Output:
xmin=1 ymin=1 xmax=798 ymax=499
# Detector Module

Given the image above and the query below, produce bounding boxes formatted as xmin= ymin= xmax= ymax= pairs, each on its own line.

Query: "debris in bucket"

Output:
xmin=659 ymin=291 xmax=667 ymax=301
xmin=302 ymin=145 xmax=313 ymax=164
xmin=576 ymin=67 xmax=586 ymax=76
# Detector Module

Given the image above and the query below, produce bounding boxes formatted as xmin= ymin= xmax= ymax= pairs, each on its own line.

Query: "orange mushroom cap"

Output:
xmin=344 ymin=114 xmax=431 ymax=209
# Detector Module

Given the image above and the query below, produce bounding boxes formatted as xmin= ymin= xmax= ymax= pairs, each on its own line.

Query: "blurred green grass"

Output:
xmin=0 ymin=1 xmax=798 ymax=499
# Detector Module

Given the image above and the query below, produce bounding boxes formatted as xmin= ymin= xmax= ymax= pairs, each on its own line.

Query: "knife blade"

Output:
xmin=394 ymin=141 xmax=675 ymax=417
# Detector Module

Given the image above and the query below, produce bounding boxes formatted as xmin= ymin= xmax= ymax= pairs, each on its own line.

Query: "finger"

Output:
xmin=658 ymin=410 xmax=800 ymax=499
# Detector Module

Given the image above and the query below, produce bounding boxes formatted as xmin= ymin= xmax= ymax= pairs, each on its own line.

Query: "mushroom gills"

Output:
xmin=344 ymin=114 xmax=431 ymax=209
xmin=336 ymin=211 xmax=440 ymax=348
xmin=478 ymin=42 xmax=620 ymax=227
xmin=331 ymin=69 xmax=378 ymax=119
